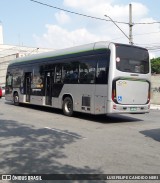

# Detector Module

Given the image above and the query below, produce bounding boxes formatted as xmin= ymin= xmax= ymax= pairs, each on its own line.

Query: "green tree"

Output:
xmin=151 ymin=57 xmax=160 ymax=74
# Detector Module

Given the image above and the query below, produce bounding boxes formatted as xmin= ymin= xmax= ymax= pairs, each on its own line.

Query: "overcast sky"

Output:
xmin=0 ymin=0 xmax=160 ymax=57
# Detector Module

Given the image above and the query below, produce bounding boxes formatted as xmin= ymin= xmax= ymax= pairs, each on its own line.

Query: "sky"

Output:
xmin=0 ymin=0 xmax=160 ymax=58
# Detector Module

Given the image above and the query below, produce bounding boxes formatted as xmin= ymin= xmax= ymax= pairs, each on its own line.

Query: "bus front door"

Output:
xmin=45 ymin=71 xmax=53 ymax=105
xmin=25 ymin=73 xmax=31 ymax=102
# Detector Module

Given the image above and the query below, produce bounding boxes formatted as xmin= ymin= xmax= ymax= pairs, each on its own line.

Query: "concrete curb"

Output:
xmin=150 ymin=104 xmax=160 ymax=110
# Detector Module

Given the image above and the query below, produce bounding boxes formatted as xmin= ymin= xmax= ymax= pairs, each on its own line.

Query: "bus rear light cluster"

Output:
xmin=113 ymin=104 xmax=117 ymax=109
xmin=147 ymin=91 xmax=150 ymax=103
xmin=112 ymin=89 xmax=116 ymax=102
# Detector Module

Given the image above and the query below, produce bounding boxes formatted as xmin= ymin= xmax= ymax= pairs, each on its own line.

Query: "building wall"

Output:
xmin=0 ymin=24 xmax=3 ymax=44
xmin=0 ymin=54 xmax=17 ymax=86
xmin=0 ymin=45 xmax=54 ymax=86
xmin=151 ymin=75 xmax=160 ymax=105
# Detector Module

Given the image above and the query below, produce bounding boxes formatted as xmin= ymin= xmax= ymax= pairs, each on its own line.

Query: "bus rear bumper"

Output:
xmin=107 ymin=102 xmax=150 ymax=114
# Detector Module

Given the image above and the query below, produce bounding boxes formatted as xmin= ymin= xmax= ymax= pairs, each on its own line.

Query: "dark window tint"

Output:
xmin=63 ymin=56 xmax=97 ymax=84
xmin=55 ymin=64 xmax=62 ymax=83
xmin=12 ymin=69 xmax=23 ymax=87
xmin=116 ymin=45 xmax=149 ymax=74
xmin=6 ymin=73 xmax=13 ymax=94
xmin=96 ymin=52 xmax=110 ymax=84
xmin=79 ymin=56 xmax=96 ymax=84
xmin=63 ymin=62 xmax=79 ymax=84
xmin=6 ymin=74 xmax=13 ymax=86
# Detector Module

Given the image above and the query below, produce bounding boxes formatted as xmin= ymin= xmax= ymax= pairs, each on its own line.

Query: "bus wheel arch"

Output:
xmin=13 ymin=91 xmax=19 ymax=106
xmin=62 ymin=94 xmax=74 ymax=116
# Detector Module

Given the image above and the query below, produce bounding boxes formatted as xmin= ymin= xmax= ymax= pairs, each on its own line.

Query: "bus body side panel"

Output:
xmin=5 ymin=93 xmax=13 ymax=102
xmin=93 ymin=42 xmax=110 ymax=114
xmin=29 ymin=95 xmax=44 ymax=105
xmin=5 ymin=88 xmax=23 ymax=103
xmin=56 ymin=84 xmax=96 ymax=114
xmin=106 ymin=43 xmax=115 ymax=114
xmin=52 ymin=84 xmax=108 ymax=115
xmin=94 ymin=85 xmax=108 ymax=114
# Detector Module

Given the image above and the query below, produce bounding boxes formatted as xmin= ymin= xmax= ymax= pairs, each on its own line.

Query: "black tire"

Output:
xmin=62 ymin=97 xmax=73 ymax=116
xmin=13 ymin=93 xmax=19 ymax=106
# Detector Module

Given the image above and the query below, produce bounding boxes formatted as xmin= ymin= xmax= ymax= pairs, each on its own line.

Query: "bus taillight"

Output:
xmin=147 ymin=83 xmax=151 ymax=103
xmin=148 ymin=90 xmax=150 ymax=103
xmin=112 ymin=89 xmax=116 ymax=102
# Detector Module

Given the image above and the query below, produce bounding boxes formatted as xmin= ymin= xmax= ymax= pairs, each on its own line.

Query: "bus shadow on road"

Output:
xmin=74 ymin=113 xmax=143 ymax=124
xmin=0 ymin=119 xmax=106 ymax=183
xmin=6 ymin=102 xmax=63 ymax=114
xmin=6 ymin=102 xmax=143 ymax=124
xmin=20 ymin=103 xmax=143 ymax=123
xmin=140 ymin=128 xmax=160 ymax=142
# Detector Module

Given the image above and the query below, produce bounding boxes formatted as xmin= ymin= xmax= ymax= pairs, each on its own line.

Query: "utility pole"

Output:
xmin=105 ymin=4 xmax=134 ymax=45
xmin=129 ymin=4 xmax=133 ymax=45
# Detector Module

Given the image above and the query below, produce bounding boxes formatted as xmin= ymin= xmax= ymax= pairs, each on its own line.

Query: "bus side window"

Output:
xmin=63 ymin=62 xmax=79 ymax=84
xmin=55 ymin=65 xmax=62 ymax=83
xmin=6 ymin=74 xmax=13 ymax=86
xmin=6 ymin=73 xmax=13 ymax=94
xmin=96 ymin=53 xmax=110 ymax=84
xmin=79 ymin=57 xmax=96 ymax=84
xmin=13 ymin=75 xmax=21 ymax=87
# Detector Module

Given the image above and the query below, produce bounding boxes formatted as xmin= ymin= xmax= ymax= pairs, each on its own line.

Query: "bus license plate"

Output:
xmin=130 ymin=107 xmax=137 ymax=111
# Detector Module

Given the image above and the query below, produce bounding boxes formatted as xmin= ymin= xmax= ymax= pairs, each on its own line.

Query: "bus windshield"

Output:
xmin=116 ymin=44 xmax=149 ymax=74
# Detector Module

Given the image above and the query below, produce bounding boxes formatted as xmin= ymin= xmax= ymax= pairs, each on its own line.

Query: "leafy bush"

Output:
xmin=151 ymin=57 xmax=160 ymax=74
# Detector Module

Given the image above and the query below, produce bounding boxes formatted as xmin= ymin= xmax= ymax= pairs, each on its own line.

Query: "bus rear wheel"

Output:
xmin=13 ymin=93 xmax=19 ymax=106
xmin=62 ymin=97 xmax=73 ymax=116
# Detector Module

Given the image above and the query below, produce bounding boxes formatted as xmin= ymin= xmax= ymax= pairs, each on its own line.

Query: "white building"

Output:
xmin=0 ymin=22 xmax=3 ymax=44
xmin=0 ymin=24 xmax=54 ymax=86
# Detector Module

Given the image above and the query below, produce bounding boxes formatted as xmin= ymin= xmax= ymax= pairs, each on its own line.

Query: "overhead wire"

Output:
xmin=29 ymin=0 xmax=160 ymax=25
xmin=133 ymin=31 xmax=160 ymax=37
xmin=29 ymin=0 xmax=128 ymax=24
xmin=29 ymin=0 xmax=160 ymax=52
xmin=134 ymin=21 xmax=160 ymax=25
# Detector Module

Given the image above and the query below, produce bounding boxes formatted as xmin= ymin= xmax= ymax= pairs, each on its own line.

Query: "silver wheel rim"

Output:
xmin=14 ymin=95 xmax=19 ymax=103
xmin=65 ymin=101 xmax=72 ymax=113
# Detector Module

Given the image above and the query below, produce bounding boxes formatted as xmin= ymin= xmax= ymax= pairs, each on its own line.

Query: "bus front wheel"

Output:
xmin=62 ymin=97 xmax=73 ymax=116
xmin=13 ymin=93 xmax=19 ymax=106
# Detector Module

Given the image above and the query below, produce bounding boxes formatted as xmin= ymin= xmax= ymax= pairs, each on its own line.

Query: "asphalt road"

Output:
xmin=0 ymin=97 xmax=160 ymax=183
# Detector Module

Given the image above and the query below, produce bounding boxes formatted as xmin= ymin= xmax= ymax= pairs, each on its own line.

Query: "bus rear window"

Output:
xmin=116 ymin=45 xmax=149 ymax=74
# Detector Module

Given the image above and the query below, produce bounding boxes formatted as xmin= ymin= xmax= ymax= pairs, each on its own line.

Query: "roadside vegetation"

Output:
xmin=151 ymin=57 xmax=160 ymax=74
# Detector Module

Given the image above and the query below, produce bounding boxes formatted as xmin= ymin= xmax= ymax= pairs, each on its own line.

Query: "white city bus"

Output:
xmin=5 ymin=41 xmax=151 ymax=116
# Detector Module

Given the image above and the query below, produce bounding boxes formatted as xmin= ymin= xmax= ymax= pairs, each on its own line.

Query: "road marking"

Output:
xmin=44 ymin=127 xmax=86 ymax=139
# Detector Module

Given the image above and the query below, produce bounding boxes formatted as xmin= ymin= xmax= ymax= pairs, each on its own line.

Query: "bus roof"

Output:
xmin=9 ymin=41 xmax=110 ymax=66
xmin=8 ymin=41 xmax=148 ymax=67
